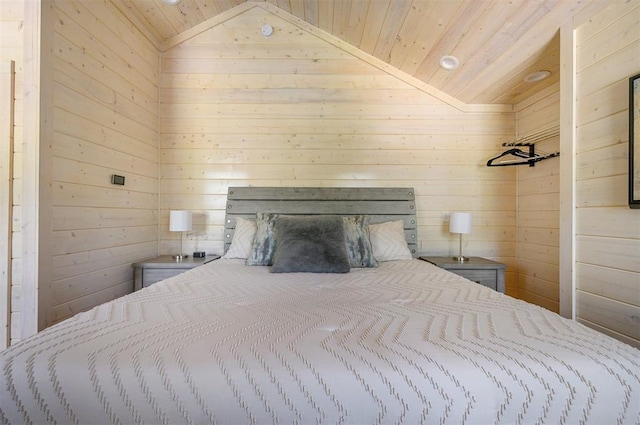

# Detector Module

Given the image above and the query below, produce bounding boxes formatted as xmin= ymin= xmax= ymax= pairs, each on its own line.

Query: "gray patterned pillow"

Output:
xmin=271 ymin=215 xmax=350 ymax=274
xmin=342 ymin=215 xmax=378 ymax=268
xmin=245 ymin=212 xmax=279 ymax=266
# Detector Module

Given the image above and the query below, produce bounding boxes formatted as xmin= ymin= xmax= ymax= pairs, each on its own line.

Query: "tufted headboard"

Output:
xmin=224 ymin=187 xmax=418 ymax=257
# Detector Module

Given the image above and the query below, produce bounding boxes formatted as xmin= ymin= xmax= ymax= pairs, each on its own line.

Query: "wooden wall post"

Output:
xmin=0 ymin=61 xmax=15 ymax=348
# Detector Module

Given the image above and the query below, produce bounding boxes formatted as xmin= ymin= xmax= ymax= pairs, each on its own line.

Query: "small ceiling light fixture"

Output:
xmin=162 ymin=0 xmax=181 ymax=5
xmin=261 ymin=23 xmax=274 ymax=37
xmin=439 ymin=55 xmax=460 ymax=71
xmin=524 ymin=70 xmax=551 ymax=83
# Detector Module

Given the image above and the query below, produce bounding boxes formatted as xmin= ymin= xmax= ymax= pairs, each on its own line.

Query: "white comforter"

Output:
xmin=1 ymin=259 xmax=639 ymax=425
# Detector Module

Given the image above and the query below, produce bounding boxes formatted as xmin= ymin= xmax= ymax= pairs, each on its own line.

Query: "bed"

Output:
xmin=1 ymin=187 xmax=639 ymax=425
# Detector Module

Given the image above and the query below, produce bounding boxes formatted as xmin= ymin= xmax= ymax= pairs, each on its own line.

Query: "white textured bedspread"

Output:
xmin=1 ymin=259 xmax=639 ymax=425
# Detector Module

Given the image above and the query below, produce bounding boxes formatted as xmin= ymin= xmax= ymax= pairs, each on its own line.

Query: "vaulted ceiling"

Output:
xmin=115 ymin=0 xmax=591 ymax=105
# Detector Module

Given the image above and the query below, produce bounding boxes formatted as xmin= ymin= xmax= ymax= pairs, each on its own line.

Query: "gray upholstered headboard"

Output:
xmin=224 ymin=187 xmax=418 ymax=257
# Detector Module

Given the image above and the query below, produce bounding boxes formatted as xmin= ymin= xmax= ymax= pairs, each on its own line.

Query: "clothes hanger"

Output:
xmin=486 ymin=144 xmax=560 ymax=167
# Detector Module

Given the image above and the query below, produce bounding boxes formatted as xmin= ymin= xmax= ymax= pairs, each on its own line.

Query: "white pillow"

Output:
xmin=369 ymin=220 xmax=412 ymax=261
xmin=222 ymin=217 xmax=256 ymax=259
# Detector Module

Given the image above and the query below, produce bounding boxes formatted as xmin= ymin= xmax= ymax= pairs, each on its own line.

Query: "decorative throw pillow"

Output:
xmin=342 ymin=215 xmax=378 ymax=268
xmin=245 ymin=212 xmax=279 ymax=266
xmin=369 ymin=220 xmax=413 ymax=261
xmin=271 ymin=215 xmax=351 ymax=273
xmin=222 ymin=217 xmax=256 ymax=259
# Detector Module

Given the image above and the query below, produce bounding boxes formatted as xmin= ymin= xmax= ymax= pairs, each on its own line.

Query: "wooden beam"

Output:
xmin=22 ymin=0 xmax=54 ymax=336
xmin=558 ymin=21 xmax=576 ymax=320
xmin=0 ymin=61 xmax=15 ymax=349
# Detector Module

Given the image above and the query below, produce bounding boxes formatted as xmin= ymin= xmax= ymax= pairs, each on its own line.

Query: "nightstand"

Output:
xmin=419 ymin=256 xmax=506 ymax=293
xmin=133 ymin=255 xmax=220 ymax=291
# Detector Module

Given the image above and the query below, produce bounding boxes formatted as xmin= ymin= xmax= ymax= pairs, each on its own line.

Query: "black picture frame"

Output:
xmin=630 ymin=73 xmax=640 ymax=209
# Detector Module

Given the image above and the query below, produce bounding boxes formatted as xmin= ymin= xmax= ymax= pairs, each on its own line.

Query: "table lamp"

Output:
xmin=170 ymin=210 xmax=192 ymax=261
xmin=450 ymin=212 xmax=472 ymax=262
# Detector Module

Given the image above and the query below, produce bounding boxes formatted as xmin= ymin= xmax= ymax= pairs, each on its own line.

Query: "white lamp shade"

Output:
xmin=449 ymin=212 xmax=472 ymax=234
xmin=169 ymin=210 xmax=192 ymax=232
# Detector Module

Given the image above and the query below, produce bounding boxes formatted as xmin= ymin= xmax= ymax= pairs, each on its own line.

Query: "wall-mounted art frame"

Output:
xmin=630 ymin=73 xmax=640 ymax=209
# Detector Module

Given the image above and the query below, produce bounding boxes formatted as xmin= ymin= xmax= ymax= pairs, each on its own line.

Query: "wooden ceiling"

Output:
xmin=117 ymin=0 xmax=590 ymax=105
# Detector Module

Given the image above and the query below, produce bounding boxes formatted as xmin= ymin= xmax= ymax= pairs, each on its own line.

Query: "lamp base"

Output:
xmin=452 ymin=255 xmax=469 ymax=263
xmin=172 ymin=254 xmax=188 ymax=261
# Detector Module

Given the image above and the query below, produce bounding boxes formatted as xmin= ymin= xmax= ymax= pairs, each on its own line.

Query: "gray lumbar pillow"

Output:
xmin=271 ymin=215 xmax=351 ymax=273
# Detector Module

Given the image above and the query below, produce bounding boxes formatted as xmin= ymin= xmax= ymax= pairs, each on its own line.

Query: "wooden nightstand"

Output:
xmin=419 ymin=256 xmax=506 ymax=293
xmin=133 ymin=255 xmax=220 ymax=291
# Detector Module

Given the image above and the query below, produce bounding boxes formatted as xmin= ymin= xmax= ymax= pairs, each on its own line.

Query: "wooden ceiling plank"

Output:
xmin=470 ymin=32 xmax=560 ymax=104
xmin=441 ymin=0 xmax=561 ymax=97
xmin=388 ymin=0 xmax=429 ymax=69
xmin=193 ymin=0 xmax=222 ymax=20
xmin=452 ymin=0 xmax=583 ymax=103
xmin=317 ymin=0 xmax=334 ymax=33
xmin=506 ymin=36 xmax=561 ymax=105
xmin=303 ymin=0 xmax=319 ymax=27
xmin=214 ymin=0 xmax=237 ymax=12
xmin=429 ymin=0 xmax=526 ymax=91
xmin=161 ymin=0 xmax=209 ymax=35
xmin=274 ymin=0 xmax=293 ymax=14
xmin=372 ymin=0 xmax=413 ymax=62
xmin=131 ymin=0 xmax=180 ymax=40
xmin=263 ymin=0 xmax=279 ymax=10
xmin=345 ymin=0 xmax=371 ymax=48
xmin=397 ymin=0 xmax=463 ymax=76
xmin=332 ymin=0 xmax=352 ymax=40
xmin=290 ymin=0 xmax=307 ymax=21
xmin=147 ymin=0 xmax=187 ymax=35
xmin=358 ymin=0 xmax=391 ymax=54
xmin=413 ymin=0 xmax=493 ymax=83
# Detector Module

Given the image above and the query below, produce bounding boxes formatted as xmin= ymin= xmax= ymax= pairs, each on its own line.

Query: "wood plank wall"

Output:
xmin=0 ymin=0 xmax=23 ymax=346
xmin=574 ymin=1 xmax=640 ymax=346
xmin=48 ymin=0 xmax=159 ymax=324
xmin=158 ymin=4 xmax=518 ymax=294
xmin=515 ymin=83 xmax=561 ymax=312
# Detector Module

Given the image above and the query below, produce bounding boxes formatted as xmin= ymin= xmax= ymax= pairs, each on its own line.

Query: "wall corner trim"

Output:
xmin=558 ymin=21 xmax=576 ymax=320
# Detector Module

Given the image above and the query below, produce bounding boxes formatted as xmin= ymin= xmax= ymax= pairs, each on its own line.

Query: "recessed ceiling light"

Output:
xmin=162 ymin=0 xmax=181 ymax=5
xmin=261 ymin=24 xmax=274 ymax=37
xmin=524 ymin=70 xmax=551 ymax=83
xmin=439 ymin=55 xmax=459 ymax=71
